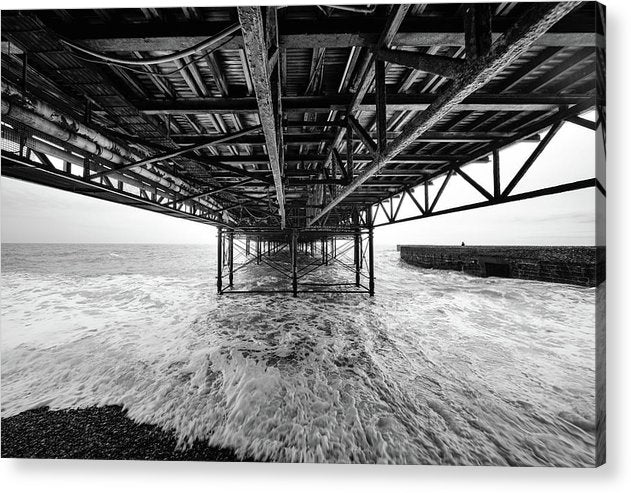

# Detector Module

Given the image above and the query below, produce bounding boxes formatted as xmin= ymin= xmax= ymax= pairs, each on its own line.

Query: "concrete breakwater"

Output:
xmin=398 ymin=245 xmax=605 ymax=287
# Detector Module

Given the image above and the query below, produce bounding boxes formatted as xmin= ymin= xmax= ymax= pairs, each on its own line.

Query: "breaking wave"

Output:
xmin=1 ymin=243 xmax=598 ymax=465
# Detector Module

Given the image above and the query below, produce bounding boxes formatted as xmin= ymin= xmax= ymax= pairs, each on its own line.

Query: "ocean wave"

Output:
xmin=1 ymin=245 xmax=598 ymax=465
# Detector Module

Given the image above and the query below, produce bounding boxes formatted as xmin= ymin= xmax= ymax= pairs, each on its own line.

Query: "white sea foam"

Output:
xmin=1 ymin=244 xmax=598 ymax=465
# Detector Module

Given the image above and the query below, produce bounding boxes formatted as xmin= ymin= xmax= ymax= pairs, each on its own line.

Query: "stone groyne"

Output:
xmin=398 ymin=245 xmax=605 ymax=287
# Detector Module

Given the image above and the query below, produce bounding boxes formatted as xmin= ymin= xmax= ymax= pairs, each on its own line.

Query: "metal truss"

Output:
xmin=370 ymin=115 xmax=606 ymax=228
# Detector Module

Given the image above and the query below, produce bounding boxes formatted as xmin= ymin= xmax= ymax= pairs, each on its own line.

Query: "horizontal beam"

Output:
xmin=138 ymin=93 xmax=592 ymax=115
xmin=60 ymin=15 xmax=598 ymax=52
xmin=375 ymin=48 xmax=464 ymax=78
xmin=217 ymin=169 xmax=442 ymax=179
xmin=157 ymin=153 xmax=485 ymax=166
xmin=171 ymin=131 xmax=542 ymax=145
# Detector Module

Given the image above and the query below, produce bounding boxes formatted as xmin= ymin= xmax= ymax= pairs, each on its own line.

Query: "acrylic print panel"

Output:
xmin=0 ymin=2 xmax=605 ymax=466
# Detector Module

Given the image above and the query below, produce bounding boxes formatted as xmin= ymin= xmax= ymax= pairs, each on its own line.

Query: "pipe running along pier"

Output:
xmin=1 ymin=3 xmax=605 ymax=295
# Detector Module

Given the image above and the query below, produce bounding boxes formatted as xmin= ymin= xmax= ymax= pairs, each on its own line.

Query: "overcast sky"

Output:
xmin=1 ymin=116 xmax=599 ymax=246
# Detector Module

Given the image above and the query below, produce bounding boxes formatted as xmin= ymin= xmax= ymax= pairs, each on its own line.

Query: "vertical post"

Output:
xmin=291 ymin=230 xmax=298 ymax=297
xmin=359 ymin=233 xmax=363 ymax=269
xmin=367 ymin=207 xmax=375 ymax=296
xmin=354 ymin=232 xmax=360 ymax=287
xmin=375 ymin=59 xmax=387 ymax=157
xmin=324 ymin=237 xmax=328 ymax=266
xmin=321 ymin=239 xmax=325 ymax=264
xmin=256 ymin=236 xmax=261 ymax=264
xmin=83 ymin=157 xmax=91 ymax=180
xmin=493 ymin=149 xmax=501 ymax=198
xmin=217 ymin=227 xmax=223 ymax=294
xmin=424 ymin=180 xmax=429 ymax=212
xmin=464 ymin=4 xmax=492 ymax=60
xmin=346 ymin=120 xmax=354 ymax=183
xmin=228 ymin=231 xmax=234 ymax=287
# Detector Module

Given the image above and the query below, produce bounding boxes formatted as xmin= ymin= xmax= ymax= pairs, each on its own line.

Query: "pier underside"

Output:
xmin=1 ymin=3 xmax=605 ymax=295
xmin=217 ymin=227 xmax=374 ymax=296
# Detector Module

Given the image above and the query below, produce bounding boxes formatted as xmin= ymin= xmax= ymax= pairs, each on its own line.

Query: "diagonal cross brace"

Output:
xmin=307 ymin=2 xmax=578 ymax=227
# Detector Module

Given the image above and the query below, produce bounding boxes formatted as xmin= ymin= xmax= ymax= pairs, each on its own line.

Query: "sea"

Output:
xmin=1 ymin=243 xmax=599 ymax=465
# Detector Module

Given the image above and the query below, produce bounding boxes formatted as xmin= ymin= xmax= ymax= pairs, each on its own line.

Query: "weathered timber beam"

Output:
xmin=307 ymin=2 xmax=578 ymax=227
xmin=375 ymin=48 xmax=465 ymax=79
xmin=90 ymin=125 xmax=262 ymax=178
xmin=238 ymin=6 xmax=286 ymax=229
xmin=138 ymin=93 xmax=593 ymax=115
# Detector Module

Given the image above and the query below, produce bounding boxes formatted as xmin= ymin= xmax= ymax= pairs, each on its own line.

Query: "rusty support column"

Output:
xmin=493 ymin=149 xmax=501 ymax=198
xmin=359 ymin=234 xmax=363 ymax=269
xmin=367 ymin=207 xmax=375 ymax=296
xmin=346 ymin=120 xmax=354 ymax=182
xmin=354 ymin=232 xmax=360 ymax=287
xmin=217 ymin=227 xmax=223 ymax=294
xmin=228 ymin=231 xmax=234 ymax=287
xmin=291 ymin=231 xmax=298 ymax=297
xmin=321 ymin=239 xmax=325 ymax=264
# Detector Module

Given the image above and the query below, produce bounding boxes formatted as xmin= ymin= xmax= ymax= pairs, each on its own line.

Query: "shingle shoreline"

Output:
xmin=1 ymin=405 xmax=251 ymax=462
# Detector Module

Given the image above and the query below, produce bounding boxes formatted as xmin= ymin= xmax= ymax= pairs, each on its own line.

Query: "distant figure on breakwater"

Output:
xmin=461 ymin=241 xmax=465 ymax=246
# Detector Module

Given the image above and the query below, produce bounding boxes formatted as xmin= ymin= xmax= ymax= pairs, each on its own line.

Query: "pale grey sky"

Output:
xmin=1 ymin=115 xmax=599 ymax=246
